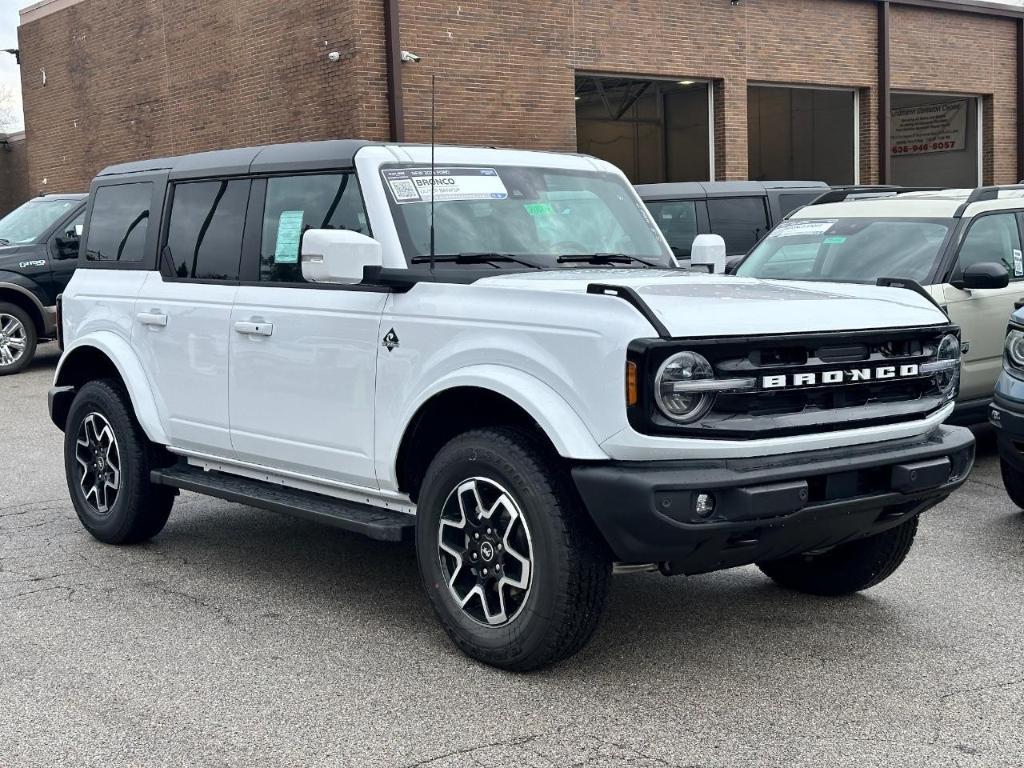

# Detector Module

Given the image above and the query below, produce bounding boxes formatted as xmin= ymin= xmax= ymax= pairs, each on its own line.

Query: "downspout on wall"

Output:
xmin=384 ymin=0 xmax=404 ymax=142
xmin=878 ymin=0 xmax=891 ymax=185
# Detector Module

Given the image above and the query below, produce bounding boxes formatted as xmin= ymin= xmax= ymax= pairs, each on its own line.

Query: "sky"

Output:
xmin=0 ymin=0 xmax=1021 ymax=133
xmin=0 ymin=0 xmax=23 ymax=131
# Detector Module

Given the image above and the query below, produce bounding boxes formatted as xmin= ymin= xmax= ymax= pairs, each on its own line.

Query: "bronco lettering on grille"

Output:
xmin=762 ymin=363 xmax=921 ymax=389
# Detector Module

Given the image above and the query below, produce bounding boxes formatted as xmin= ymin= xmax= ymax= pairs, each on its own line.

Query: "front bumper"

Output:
xmin=989 ymin=373 xmax=1024 ymax=471
xmin=572 ymin=425 xmax=974 ymax=573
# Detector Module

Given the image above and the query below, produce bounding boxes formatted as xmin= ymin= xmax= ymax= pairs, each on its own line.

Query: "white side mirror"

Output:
xmin=690 ymin=234 xmax=727 ymax=274
xmin=301 ymin=229 xmax=383 ymax=284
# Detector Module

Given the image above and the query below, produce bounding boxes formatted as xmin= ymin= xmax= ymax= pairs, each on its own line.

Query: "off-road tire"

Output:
xmin=757 ymin=516 xmax=919 ymax=596
xmin=0 ymin=302 xmax=36 ymax=375
xmin=1000 ymin=458 xmax=1024 ymax=510
xmin=417 ymin=427 xmax=611 ymax=671
xmin=64 ymin=379 xmax=175 ymax=544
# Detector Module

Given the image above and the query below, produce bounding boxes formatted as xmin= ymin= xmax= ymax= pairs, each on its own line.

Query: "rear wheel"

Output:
xmin=416 ymin=427 xmax=611 ymax=671
xmin=64 ymin=380 xmax=175 ymax=544
xmin=0 ymin=302 xmax=36 ymax=375
xmin=999 ymin=458 xmax=1024 ymax=509
xmin=757 ymin=517 xmax=918 ymax=596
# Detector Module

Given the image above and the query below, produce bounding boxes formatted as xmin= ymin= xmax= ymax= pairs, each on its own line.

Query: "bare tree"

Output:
xmin=0 ymin=82 xmax=22 ymax=133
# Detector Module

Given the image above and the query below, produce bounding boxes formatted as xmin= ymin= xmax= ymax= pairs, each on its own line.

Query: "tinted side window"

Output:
xmin=706 ymin=196 xmax=770 ymax=254
xmin=260 ymin=174 xmax=369 ymax=283
xmin=644 ymin=200 xmax=699 ymax=258
xmin=956 ymin=213 xmax=1022 ymax=280
xmin=85 ymin=183 xmax=153 ymax=263
xmin=164 ymin=180 xmax=249 ymax=280
xmin=777 ymin=191 xmax=823 ymax=217
xmin=55 ymin=210 xmax=86 ymax=260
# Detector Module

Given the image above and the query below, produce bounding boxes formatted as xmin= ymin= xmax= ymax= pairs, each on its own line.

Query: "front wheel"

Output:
xmin=999 ymin=458 xmax=1024 ymax=510
xmin=416 ymin=427 xmax=611 ymax=671
xmin=757 ymin=517 xmax=918 ymax=596
xmin=64 ymin=380 xmax=176 ymax=544
xmin=0 ymin=302 xmax=37 ymax=375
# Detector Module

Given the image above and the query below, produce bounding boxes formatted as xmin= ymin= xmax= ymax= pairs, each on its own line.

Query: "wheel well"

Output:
xmin=395 ymin=387 xmax=559 ymax=502
xmin=0 ymin=288 xmax=45 ymax=337
xmin=50 ymin=346 xmax=125 ymax=430
xmin=56 ymin=346 xmax=123 ymax=389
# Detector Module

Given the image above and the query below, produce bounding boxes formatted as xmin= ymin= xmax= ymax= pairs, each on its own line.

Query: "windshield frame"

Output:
xmin=734 ymin=215 xmax=957 ymax=286
xmin=380 ymin=163 xmax=675 ymax=271
xmin=0 ymin=197 xmax=84 ymax=246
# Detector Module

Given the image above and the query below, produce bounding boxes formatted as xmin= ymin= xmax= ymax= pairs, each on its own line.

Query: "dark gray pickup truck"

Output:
xmin=0 ymin=193 xmax=88 ymax=374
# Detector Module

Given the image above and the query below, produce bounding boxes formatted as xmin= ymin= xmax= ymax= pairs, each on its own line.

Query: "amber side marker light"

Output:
xmin=626 ymin=361 xmax=638 ymax=406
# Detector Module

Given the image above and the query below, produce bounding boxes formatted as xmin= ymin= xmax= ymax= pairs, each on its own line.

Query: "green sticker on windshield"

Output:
xmin=823 ymin=235 xmax=847 ymax=244
xmin=524 ymin=202 xmax=554 ymax=217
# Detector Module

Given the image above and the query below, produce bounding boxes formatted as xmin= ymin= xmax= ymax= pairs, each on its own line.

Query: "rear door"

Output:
xmin=228 ymin=172 xmax=386 ymax=488
xmin=941 ymin=210 xmax=1024 ymax=402
xmin=643 ymin=198 xmax=707 ymax=261
xmin=705 ymin=195 xmax=771 ymax=256
xmin=133 ymin=178 xmax=248 ymax=455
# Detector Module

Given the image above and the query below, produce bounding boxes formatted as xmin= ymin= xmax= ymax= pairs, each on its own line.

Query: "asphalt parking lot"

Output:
xmin=1 ymin=344 xmax=1022 ymax=768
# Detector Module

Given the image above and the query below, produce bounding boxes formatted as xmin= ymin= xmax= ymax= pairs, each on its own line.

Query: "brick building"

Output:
xmin=0 ymin=131 xmax=29 ymax=215
xmin=15 ymin=0 xmax=1024 ymax=193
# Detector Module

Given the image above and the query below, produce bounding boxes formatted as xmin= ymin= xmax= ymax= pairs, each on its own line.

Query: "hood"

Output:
xmin=475 ymin=269 xmax=948 ymax=337
xmin=0 ymin=245 xmax=31 ymax=270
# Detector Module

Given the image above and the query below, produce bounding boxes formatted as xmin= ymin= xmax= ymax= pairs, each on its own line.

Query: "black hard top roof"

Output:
xmin=96 ymin=140 xmax=378 ymax=180
xmin=635 ymin=180 xmax=829 ymax=201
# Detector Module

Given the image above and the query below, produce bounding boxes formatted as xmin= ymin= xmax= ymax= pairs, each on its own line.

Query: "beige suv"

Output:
xmin=736 ymin=186 xmax=1024 ymax=423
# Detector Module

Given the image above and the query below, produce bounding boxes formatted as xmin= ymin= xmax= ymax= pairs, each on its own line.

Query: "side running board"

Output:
xmin=151 ymin=465 xmax=415 ymax=542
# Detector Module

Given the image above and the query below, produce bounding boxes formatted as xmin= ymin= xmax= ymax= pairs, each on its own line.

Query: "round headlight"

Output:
xmin=934 ymin=333 xmax=960 ymax=399
xmin=1007 ymin=329 xmax=1024 ymax=369
xmin=655 ymin=352 xmax=716 ymax=423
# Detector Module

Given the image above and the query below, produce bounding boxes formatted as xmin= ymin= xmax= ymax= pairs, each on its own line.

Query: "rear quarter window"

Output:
xmin=84 ymin=182 xmax=154 ymax=264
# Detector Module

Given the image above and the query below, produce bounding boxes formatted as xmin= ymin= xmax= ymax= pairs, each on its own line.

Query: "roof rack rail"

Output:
xmin=808 ymin=185 xmax=942 ymax=206
xmin=953 ymin=183 xmax=1024 ymax=217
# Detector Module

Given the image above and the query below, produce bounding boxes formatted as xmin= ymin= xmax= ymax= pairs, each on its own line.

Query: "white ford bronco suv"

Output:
xmin=50 ymin=141 xmax=975 ymax=670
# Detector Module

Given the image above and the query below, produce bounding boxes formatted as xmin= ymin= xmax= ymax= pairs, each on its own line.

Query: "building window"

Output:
xmin=748 ymin=85 xmax=856 ymax=185
xmin=575 ymin=75 xmax=712 ymax=184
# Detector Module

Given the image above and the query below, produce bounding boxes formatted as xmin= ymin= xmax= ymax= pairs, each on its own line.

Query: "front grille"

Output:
xmin=628 ymin=325 xmax=957 ymax=440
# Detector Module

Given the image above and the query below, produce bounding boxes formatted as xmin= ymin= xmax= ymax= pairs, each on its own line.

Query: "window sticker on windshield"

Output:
xmin=275 ymin=210 xmax=304 ymax=264
xmin=1015 ymin=248 xmax=1023 ymax=277
xmin=524 ymin=202 xmax=554 ymax=217
xmin=381 ymin=167 xmax=509 ymax=204
xmin=770 ymin=219 xmax=837 ymax=238
xmin=823 ymin=235 xmax=847 ymax=245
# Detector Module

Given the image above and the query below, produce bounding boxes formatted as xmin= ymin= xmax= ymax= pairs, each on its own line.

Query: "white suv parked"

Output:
xmin=50 ymin=141 xmax=974 ymax=670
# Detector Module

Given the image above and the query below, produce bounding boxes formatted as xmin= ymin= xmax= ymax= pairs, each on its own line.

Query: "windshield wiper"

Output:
xmin=410 ymin=252 xmax=542 ymax=269
xmin=557 ymin=253 xmax=658 ymax=267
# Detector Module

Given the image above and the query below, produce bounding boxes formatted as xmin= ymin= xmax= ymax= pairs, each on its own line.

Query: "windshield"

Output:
xmin=382 ymin=164 xmax=673 ymax=268
xmin=736 ymin=217 xmax=954 ymax=284
xmin=0 ymin=198 xmax=80 ymax=245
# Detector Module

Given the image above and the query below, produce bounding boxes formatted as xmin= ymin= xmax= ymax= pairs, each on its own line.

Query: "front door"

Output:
xmin=228 ymin=172 xmax=384 ymax=488
xmin=941 ymin=211 xmax=1024 ymax=402
xmin=133 ymin=178 xmax=249 ymax=455
xmin=46 ymin=208 xmax=86 ymax=300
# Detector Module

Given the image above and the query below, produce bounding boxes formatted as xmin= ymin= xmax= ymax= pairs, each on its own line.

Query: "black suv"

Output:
xmin=636 ymin=180 xmax=829 ymax=260
xmin=0 ymin=193 xmax=88 ymax=374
